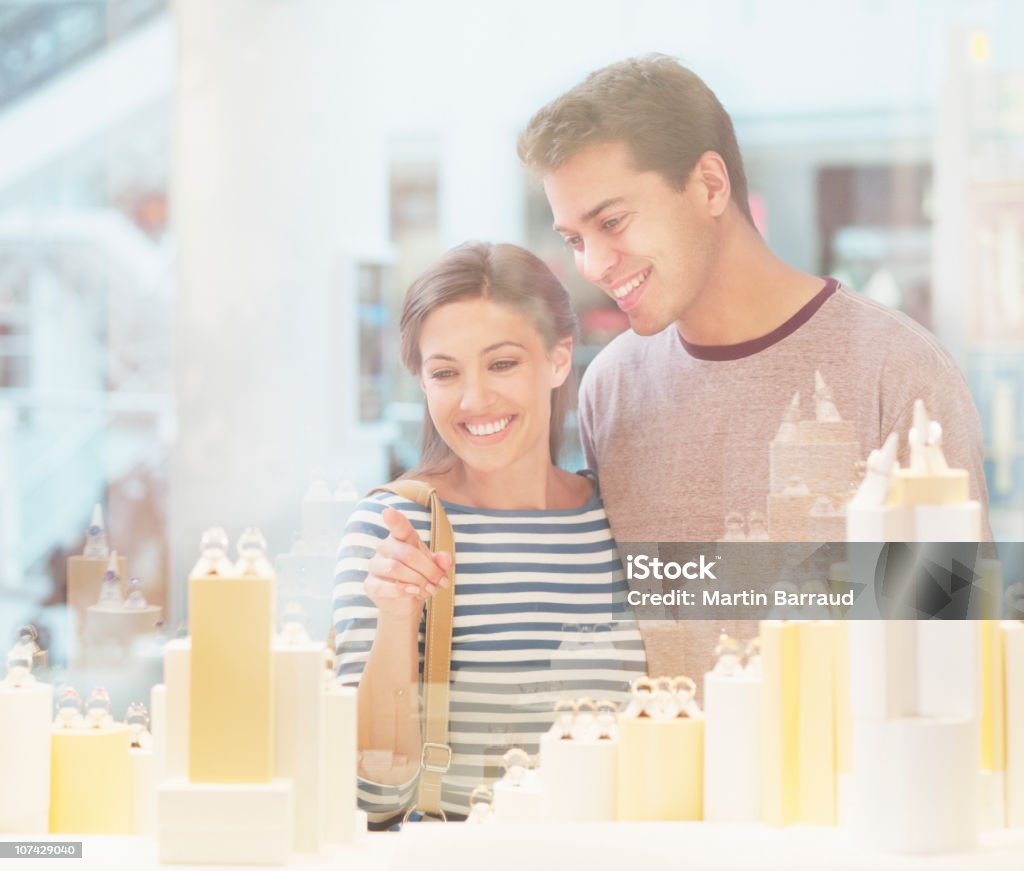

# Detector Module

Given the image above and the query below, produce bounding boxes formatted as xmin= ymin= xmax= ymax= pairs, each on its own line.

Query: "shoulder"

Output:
xmin=580 ymin=326 xmax=673 ymax=398
xmin=826 ymin=285 xmax=959 ymax=373
xmin=342 ymin=490 xmax=432 ymax=541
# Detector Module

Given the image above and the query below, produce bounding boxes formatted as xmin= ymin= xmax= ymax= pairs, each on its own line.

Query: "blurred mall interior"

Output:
xmin=0 ymin=0 xmax=1022 ymax=702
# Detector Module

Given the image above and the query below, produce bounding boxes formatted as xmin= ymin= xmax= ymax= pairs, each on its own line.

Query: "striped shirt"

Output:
xmin=331 ymin=486 xmax=647 ymax=823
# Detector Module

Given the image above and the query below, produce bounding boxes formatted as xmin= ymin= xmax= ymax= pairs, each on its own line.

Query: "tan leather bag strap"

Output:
xmin=370 ymin=480 xmax=455 ymax=820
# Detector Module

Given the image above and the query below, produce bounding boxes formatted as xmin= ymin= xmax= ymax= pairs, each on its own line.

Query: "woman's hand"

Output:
xmin=364 ymin=507 xmax=452 ymax=620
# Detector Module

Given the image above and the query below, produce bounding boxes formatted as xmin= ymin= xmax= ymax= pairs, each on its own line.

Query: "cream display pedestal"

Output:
xmin=0 ymin=684 xmax=52 ymax=834
xmin=157 ymin=777 xmax=292 ymax=865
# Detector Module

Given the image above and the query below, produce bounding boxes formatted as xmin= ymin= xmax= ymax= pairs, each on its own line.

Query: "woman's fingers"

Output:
xmin=382 ymin=507 xmax=424 ymax=547
xmin=433 ymin=551 xmax=453 ymax=587
xmin=367 ymin=553 xmax=439 ymax=595
xmin=376 ymin=535 xmax=446 ymax=588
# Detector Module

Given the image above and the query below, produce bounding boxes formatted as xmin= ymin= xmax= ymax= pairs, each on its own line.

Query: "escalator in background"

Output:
xmin=0 ymin=0 xmax=166 ymax=112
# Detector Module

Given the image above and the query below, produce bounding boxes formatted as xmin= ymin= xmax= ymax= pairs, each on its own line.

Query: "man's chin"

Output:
xmin=628 ymin=314 xmax=668 ymax=337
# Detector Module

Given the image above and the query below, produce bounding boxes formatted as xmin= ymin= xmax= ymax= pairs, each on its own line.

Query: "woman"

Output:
xmin=332 ymin=242 xmax=646 ymax=825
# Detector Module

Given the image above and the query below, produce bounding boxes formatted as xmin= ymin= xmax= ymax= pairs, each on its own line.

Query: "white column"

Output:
xmin=170 ymin=1 xmax=388 ymax=622
xmin=439 ymin=121 xmax=525 ymax=249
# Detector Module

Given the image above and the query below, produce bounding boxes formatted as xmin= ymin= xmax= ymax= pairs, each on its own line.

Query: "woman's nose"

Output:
xmin=459 ymin=373 xmax=494 ymax=411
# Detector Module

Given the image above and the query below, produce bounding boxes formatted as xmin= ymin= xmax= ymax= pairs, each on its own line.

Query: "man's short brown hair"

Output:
xmin=517 ymin=54 xmax=753 ymax=224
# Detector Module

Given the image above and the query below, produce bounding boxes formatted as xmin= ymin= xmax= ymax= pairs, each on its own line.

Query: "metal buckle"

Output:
xmin=420 ymin=741 xmax=452 ymax=774
xmin=402 ymin=805 xmax=447 ymax=824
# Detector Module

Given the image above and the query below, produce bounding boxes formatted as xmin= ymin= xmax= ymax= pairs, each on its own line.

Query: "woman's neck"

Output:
xmin=429 ymin=461 xmax=588 ymax=511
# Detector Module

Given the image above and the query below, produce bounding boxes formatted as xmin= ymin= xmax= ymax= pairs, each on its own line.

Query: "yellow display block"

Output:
xmin=761 ymin=621 xmax=799 ymax=827
xmin=889 ymin=469 xmax=969 ymax=507
xmin=189 ymin=575 xmax=275 ymax=783
xmin=833 ymin=620 xmax=851 ymax=776
xmin=617 ymin=716 xmax=703 ymax=821
xmin=50 ymin=725 xmax=132 ymax=833
xmin=979 ymin=620 xmax=1005 ymax=773
xmin=798 ymin=621 xmax=837 ymax=825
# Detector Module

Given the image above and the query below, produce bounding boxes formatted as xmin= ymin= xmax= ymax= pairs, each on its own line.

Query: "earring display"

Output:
xmin=86 ymin=562 xmax=163 ymax=652
xmin=465 ymin=785 xmax=495 ymax=825
xmin=126 ymin=703 xmax=154 ymax=836
xmin=158 ymin=527 xmax=362 ymax=864
xmin=840 ymin=402 xmax=1003 ymax=852
xmin=66 ymin=505 xmax=127 ymax=655
xmin=539 ymin=700 xmax=618 ymax=822
xmin=492 ymin=747 xmax=542 ymax=824
xmin=617 ymin=677 xmax=703 ymax=821
xmin=188 ymin=527 xmax=275 ymax=783
xmin=49 ymin=685 xmax=132 ymax=834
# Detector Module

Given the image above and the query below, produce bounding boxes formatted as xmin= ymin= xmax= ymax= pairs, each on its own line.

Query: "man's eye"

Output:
xmin=602 ymin=216 xmax=622 ymax=231
xmin=562 ymin=235 xmax=583 ymax=252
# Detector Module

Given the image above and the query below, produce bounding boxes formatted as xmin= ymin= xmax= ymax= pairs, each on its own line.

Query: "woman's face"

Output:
xmin=418 ymin=297 xmax=572 ymax=475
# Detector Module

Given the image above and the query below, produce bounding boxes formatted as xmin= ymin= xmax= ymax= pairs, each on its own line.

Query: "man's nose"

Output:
xmin=579 ymin=238 xmax=619 ymax=285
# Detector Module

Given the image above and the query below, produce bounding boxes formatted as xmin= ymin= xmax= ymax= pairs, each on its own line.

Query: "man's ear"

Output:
xmin=550 ymin=337 xmax=574 ymax=388
xmin=693 ymin=151 xmax=731 ymax=218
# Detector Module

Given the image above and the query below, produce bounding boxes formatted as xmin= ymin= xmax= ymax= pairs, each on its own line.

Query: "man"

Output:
xmin=518 ymin=55 xmax=990 ymax=676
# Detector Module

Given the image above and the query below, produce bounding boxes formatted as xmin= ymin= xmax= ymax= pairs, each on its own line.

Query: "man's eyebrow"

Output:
xmin=424 ymin=341 xmax=525 ymax=363
xmin=552 ymin=197 xmax=626 ymax=233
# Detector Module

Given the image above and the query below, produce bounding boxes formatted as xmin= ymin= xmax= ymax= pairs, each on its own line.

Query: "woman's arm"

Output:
xmin=334 ymin=500 xmax=451 ymax=789
xmin=356 ymin=609 xmax=421 ymax=784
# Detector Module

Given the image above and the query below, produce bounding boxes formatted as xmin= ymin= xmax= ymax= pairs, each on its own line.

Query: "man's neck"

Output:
xmin=676 ymin=218 xmax=825 ymax=347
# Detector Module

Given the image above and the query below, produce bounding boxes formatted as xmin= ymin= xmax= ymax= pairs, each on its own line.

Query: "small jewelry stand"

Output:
xmin=159 ymin=528 xmax=292 ymax=865
xmin=49 ymin=687 xmax=132 ymax=834
xmin=126 ymin=702 xmax=154 ymax=835
xmin=617 ymin=677 xmax=703 ymax=821
xmin=539 ymin=700 xmax=618 ymax=822
xmin=493 ymin=747 xmax=542 ymax=824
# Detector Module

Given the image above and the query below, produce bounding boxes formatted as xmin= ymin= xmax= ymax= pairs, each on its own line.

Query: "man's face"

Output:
xmin=543 ymin=141 xmax=718 ymax=336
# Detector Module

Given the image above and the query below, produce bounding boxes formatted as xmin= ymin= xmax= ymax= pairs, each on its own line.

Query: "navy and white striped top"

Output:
xmin=331 ymin=484 xmax=647 ymax=823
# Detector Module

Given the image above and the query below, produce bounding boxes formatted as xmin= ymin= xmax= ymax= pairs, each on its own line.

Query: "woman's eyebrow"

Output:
xmin=424 ymin=341 xmax=526 ymax=363
xmin=482 ymin=341 xmax=526 ymax=354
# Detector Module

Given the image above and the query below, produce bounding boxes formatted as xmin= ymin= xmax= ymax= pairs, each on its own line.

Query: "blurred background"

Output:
xmin=0 ymin=0 xmax=1023 ymax=701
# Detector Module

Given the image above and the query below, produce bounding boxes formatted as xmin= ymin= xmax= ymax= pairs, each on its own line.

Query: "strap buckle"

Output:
xmin=420 ymin=741 xmax=452 ymax=774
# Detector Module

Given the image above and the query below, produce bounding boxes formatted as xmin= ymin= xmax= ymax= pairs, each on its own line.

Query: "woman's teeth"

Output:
xmin=465 ymin=416 xmax=512 ymax=436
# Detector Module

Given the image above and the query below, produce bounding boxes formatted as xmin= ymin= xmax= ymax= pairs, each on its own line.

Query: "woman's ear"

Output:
xmin=549 ymin=337 xmax=574 ymax=388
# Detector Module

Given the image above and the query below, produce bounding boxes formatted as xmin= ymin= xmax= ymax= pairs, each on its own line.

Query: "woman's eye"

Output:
xmin=429 ymin=369 xmax=456 ymax=381
xmin=603 ymin=216 xmax=623 ymax=231
xmin=490 ymin=359 xmax=518 ymax=371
